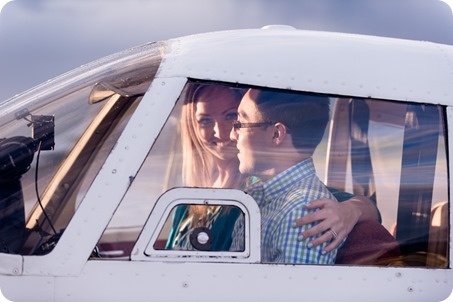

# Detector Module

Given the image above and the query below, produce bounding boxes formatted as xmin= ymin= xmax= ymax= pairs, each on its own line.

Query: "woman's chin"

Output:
xmin=210 ymin=148 xmax=238 ymax=162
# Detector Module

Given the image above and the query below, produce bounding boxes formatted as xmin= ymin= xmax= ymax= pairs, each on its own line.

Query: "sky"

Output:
xmin=0 ymin=0 xmax=452 ymax=102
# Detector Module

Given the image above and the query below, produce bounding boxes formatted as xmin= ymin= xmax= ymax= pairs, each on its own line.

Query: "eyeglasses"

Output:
xmin=232 ymin=121 xmax=292 ymax=134
xmin=232 ymin=121 xmax=274 ymax=130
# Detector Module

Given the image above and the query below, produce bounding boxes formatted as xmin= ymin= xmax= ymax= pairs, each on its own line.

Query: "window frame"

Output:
xmin=132 ymin=187 xmax=261 ymax=263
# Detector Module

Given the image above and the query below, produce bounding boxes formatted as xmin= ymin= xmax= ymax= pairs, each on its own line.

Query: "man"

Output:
xmin=230 ymin=87 xmax=343 ymax=264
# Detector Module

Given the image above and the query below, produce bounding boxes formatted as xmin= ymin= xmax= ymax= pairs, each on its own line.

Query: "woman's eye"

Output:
xmin=197 ymin=118 xmax=214 ymax=126
xmin=225 ymin=112 xmax=238 ymax=121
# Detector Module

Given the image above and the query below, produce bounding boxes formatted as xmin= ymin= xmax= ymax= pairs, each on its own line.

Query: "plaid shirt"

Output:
xmin=231 ymin=158 xmax=342 ymax=264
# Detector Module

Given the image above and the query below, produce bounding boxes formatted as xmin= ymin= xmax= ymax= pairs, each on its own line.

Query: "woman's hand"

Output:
xmin=293 ymin=196 xmax=378 ymax=253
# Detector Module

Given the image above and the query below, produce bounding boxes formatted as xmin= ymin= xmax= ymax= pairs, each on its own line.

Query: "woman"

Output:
xmin=165 ymin=83 xmax=246 ymax=250
xmin=165 ymin=82 xmax=379 ymax=253
xmin=180 ymin=83 xmax=244 ymax=189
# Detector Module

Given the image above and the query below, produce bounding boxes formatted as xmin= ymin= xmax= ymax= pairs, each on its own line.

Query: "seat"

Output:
xmin=335 ymin=220 xmax=401 ymax=266
xmin=427 ymin=201 xmax=448 ymax=267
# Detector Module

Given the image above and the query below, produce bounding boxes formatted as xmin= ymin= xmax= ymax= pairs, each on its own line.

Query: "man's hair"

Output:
xmin=250 ymin=88 xmax=330 ymax=154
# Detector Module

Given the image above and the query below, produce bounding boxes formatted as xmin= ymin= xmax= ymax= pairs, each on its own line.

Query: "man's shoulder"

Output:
xmin=288 ymin=173 xmax=332 ymax=197
xmin=278 ymin=178 xmax=334 ymax=213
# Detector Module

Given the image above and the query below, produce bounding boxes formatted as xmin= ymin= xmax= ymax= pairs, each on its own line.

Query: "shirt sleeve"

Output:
xmin=272 ymin=205 xmax=336 ymax=264
xmin=230 ymin=214 xmax=245 ymax=252
xmin=165 ymin=205 xmax=188 ymax=249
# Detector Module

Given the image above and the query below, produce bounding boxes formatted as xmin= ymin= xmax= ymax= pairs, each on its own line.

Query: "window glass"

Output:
xmin=0 ymin=42 xmax=163 ymax=255
xmin=154 ymin=204 xmax=244 ymax=252
xmin=0 ymin=86 xmax=105 ymax=254
xmin=101 ymin=80 xmax=448 ymax=268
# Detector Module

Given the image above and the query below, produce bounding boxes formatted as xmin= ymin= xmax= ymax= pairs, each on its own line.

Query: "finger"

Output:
xmin=298 ymin=221 xmax=332 ymax=240
xmin=321 ymin=235 xmax=345 ymax=253
xmin=303 ymin=198 xmax=331 ymax=210
xmin=305 ymin=231 xmax=332 ymax=248
xmin=292 ymin=210 xmax=329 ymax=228
xmin=322 ymin=231 xmax=347 ymax=253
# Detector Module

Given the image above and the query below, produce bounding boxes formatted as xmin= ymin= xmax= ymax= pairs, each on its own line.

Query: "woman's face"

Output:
xmin=194 ymin=87 xmax=240 ymax=161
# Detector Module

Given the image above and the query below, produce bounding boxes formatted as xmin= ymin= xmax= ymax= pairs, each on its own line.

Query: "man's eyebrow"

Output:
xmin=237 ymin=110 xmax=248 ymax=119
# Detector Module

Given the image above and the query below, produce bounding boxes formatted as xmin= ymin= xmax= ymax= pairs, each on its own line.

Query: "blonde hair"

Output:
xmin=181 ymin=83 xmax=215 ymax=187
xmin=181 ymin=82 xmax=244 ymax=188
xmin=180 ymin=82 xmax=245 ymax=221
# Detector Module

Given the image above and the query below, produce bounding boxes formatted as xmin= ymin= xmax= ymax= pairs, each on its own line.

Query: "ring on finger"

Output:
xmin=329 ymin=229 xmax=338 ymax=240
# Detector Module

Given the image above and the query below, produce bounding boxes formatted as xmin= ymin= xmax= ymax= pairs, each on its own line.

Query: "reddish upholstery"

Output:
xmin=335 ymin=220 xmax=401 ymax=265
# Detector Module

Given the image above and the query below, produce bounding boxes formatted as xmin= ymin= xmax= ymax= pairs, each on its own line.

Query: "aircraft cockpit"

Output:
xmin=91 ymin=80 xmax=447 ymax=268
xmin=0 ymin=28 xmax=451 ymax=301
xmin=7 ymin=77 xmax=441 ymax=268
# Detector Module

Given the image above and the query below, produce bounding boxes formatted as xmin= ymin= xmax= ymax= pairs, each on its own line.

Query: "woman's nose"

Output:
xmin=214 ymin=120 xmax=233 ymax=139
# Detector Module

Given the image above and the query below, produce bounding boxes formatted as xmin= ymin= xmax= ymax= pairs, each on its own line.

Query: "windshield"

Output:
xmin=0 ymin=41 xmax=165 ymax=254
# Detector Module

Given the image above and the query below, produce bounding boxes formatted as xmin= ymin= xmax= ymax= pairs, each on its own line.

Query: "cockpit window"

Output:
xmin=0 ymin=42 xmax=164 ymax=255
xmin=100 ymin=80 xmax=448 ymax=268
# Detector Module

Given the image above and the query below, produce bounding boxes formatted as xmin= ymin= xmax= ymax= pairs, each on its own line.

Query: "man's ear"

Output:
xmin=272 ymin=122 xmax=289 ymax=145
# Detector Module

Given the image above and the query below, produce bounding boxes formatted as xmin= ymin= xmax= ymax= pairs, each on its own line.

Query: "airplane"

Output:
xmin=0 ymin=25 xmax=451 ymax=301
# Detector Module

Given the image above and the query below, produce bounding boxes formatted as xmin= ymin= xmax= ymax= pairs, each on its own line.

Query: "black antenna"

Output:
xmin=34 ymin=141 xmax=57 ymax=235
xmin=14 ymin=108 xmax=58 ymax=242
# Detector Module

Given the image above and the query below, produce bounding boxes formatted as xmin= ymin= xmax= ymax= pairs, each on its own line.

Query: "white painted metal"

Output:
xmin=0 ymin=254 xmax=21 ymax=276
xmin=53 ymin=263 xmax=453 ymax=301
xmin=159 ymin=28 xmax=453 ymax=105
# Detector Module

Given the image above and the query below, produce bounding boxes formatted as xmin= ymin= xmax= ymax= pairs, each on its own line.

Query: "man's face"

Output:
xmin=230 ymin=90 xmax=274 ymax=177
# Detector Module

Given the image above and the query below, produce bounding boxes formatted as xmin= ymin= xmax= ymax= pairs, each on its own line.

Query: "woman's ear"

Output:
xmin=272 ymin=122 xmax=289 ymax=145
